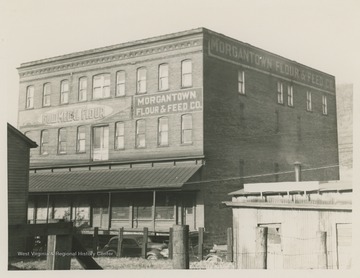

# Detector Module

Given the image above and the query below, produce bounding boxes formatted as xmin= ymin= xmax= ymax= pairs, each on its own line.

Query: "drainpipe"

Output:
xmin=294 ymin=162 xmax=302 ymax=182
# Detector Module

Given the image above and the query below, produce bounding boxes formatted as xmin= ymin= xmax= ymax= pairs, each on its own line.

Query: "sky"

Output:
xmin=1 ymin=0 xmax=359 ymax=127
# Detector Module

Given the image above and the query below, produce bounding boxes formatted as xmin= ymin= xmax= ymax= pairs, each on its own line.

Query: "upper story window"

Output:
xmin=40 ymin=130 xmax=49 ymax=155
xmin=116 ymin=71 xmax=126 ymax=97
xmin=79 ymin=77 xmax=87 ymax=101
xmin=159 ymin=64 xmax=169 ymax=91
xmin=93 ymin=74 xmax=110 ymax=99
xmin=115 ymin=122 xmax=125 ymax=150
xmin=136 ymin=119 xmax=146 ymax=148
xmin=77 ymin=126 xmax=86 ymax=153
xmin=43 ymin=83 xmax=51 ymax=107
xmin=60 ymin=80 xmax=69 ymax=104
xmin=181 ymin=114 xmax=192 ymax=144
xmin=26 ymin=86 xmax=34 ymax=109
xmin=58 ymin=128 xmax=67 ymax=154
xmin=322 ymin=95 xmax=328 ymax=115
xmin=287 ymin=85 xmax=293 ymax=107
xmin=137 ymin=67 xmax=147 ymax=94
xmin=158 ymin=117 xmax=169 ymax=146
xmin=181 ymin=60 xmax=192 ymax=87
xmin=306 ymin=91 xmax=312 ymax=111
xmin=277 ymin=82 xmax=283 ymax=104
xmin=238 ymin=70 xmax=245 ymax=94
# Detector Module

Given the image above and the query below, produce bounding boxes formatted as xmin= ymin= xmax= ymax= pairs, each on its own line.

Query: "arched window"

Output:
xmin=181 ymin=60 xmax=192 ymax=87
xmin=77 ymin=126 xmax=86 ymax=153
xmin=136 ymin=119 xmax=146 ymax=148
xmin=43 ymin=83 xmax=51 ymax=106
xmin=60 ymin=80 xmax=69 ymax=104
xmin=115 ymin=122 xmax=125 ymax=149
xmin=58 ymin=128 xmax=67 ymax=154
xmin=93 ymin=74 xmax=110 ymax=99
xmin=26 ymin=86 xmax=34 ymax=109
xmin=136 ymin=67 xmax=147 ymax=94
xmin=79 ymin=77 xmax=87 ymax=101
xmin=158 ymin=117 xmax=168 ymax=146
xmin=181 ymin=114 xmax=192 ymax=144
xmin=40 ymin=130 xmax=49 ymax=155
xmin=116 ymin=71 xmax=126 ymax=96
xmin=158 ymin=64 xmax=169 ymax=91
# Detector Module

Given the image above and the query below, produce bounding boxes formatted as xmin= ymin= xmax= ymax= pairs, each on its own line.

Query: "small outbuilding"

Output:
xmin=224 ymin=180 xmax=352 ymax=269
xmin=8 ymin=123 xmax=38 ymax=256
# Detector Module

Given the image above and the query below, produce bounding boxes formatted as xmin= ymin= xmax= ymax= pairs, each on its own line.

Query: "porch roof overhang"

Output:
xmin=29 ymin=165 xmax=201 ymax=193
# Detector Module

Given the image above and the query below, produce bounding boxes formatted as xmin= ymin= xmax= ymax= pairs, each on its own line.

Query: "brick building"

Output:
xmin=17 ymin=28 xmax=339 ymax=243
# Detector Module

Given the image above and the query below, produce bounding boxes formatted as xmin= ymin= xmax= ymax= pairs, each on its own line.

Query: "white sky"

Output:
xmin=1 ymin=0 xmax=359 ymax=127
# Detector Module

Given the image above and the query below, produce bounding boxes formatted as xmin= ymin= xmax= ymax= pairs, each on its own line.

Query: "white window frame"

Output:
xmin=136 ymin=67 xmax=147 ymax=94
xmin=159 ymin=64 xmax=169 ymax=91
xmin=26 ymin=86 xmax=34 ymax=109
xmin=60 ymin=80 xmax=69 ymax=104
xmin=181 ymin=60 xmax=192 ymax=88
xmin=238 ymin=70 xmax=245 ymax=94
xmin=306 ymin=91 xmax=312 ymax=111
xmin=277 ymin=82 xmax=283 ymax=104
xmin=43 ymin=83 xmax=51 ymax=107
xmin=93 ymin=74 xmax=110 ymax=99
xmin=116 ymin=71 xmax=126 ymax=97
xmin=40 ymin=130 xmax=49 ymax=155
xmin=78 ymin=77 xmax=87 ymax=101
xmin=136 ymin=119 xmax=146 ymax=148
xmin=58 ymin=128 xmax=67 ymax=154
xmin=181 ymin=114 xmax=192 ymax=144
xmin=158 ymin=117 xmax=169 ymax=146
xmin=77 ymin=126 xmax=86 ymax=153
xmin=115 ymin=122 xmax=125 ymax=150
xmin=322 ymin=95 xmax=328 ymax=115
xmin=287 ymin=85 xmax=293 ymax=107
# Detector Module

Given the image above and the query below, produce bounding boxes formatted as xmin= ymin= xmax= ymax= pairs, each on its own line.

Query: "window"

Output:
xmin=322 ymin=95 xmax=328 ymax=115
xmin=136 ymin=119 xmax=146 ymax=148
xmin=238 ymin=70 xmax=245 ymax=94
xmin=58 ymin=128 xmax=67 ymax=154
xmin=158 ymin=64 xmax=169 ymax=91
xmin=133 ymin=193 xmax=152 ymax=220
xmin=43 ymin=83 xmax=51 ymax=107
xmin=287 ymin=85 xmax=293 ymax=107
xmin=277 ymin=82 xmax=283 ymax=104
xmin=115 ymin=122 xmax=125 ymax=150
xmin=155 ymin=192 xmax=175 ymax=220
xmin=92 ymin=126 xmax=109 ymax=161
xmin=158 ymin=117 xmax=169 ymax=146
xmin=181 ymin=114 xmax=192 ymax=144
xmin=40 ymin=130 xmax=49 ymax=155
xmin=79 ymin=77 xmax=87 ymax=101
xmin=93 ymin=74 xmax=110 ymax=99
xmin=77 ymin=126 xmax=86 ymax=153
xmin=136 ymin=67 xmax=147 ymax=94
xmin=181 ymin=60 xmax=192 ymax=87
xmin=60 ymin=80 xmax=69 ymax=104
xmin=111 ymin=194 xmax=130 ymax=220
xmin=116 ymin=71 xmax=126 ymax=96
xmin=306 ymin=91 xmax=312 ymax=111
xmin=26 ymin=86 xmax=34 ymax=109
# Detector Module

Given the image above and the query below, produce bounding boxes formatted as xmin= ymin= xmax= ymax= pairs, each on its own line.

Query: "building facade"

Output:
xmin=17 ymin=28 xmax=339 ymax=243
xmin=8 ymin=123 xmax=37 ymax=256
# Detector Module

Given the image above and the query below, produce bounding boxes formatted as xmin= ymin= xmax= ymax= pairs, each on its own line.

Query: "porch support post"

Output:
xmin=152 ymin=190 xmax=156 ymax=232
xmin=108 ymin=192 xmax=112 ymax=230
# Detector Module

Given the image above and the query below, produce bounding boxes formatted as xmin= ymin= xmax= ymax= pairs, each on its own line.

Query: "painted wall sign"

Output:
xmin=134 ymin=88 xmax=203 ymax=118
xmin=19 ymin=98 xmax=131 ymax=128
xmin=208 ymin=34 xmax=335 ymax=92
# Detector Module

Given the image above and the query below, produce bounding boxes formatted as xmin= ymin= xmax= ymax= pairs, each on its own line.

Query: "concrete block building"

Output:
xmin=17 ymin=28 xmax=339 ymax=243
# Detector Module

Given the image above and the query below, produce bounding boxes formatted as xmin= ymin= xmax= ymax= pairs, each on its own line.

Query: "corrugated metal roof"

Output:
xmin=29 ymin=165 xmax=201 ymax=193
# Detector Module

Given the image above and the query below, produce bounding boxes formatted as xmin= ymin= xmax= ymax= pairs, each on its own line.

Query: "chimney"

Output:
xmin=294 ymin=162 xmax=302 ymax=182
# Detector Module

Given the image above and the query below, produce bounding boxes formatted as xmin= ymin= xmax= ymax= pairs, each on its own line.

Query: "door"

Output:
xmin=92 ymin=195 xmax=109 ymax=229
xmin=259 ymin=223 xmax=283 ymax=269
xmin=92 ymin=126 xmax=109 ymax=161
xmin=177 ymin=193 xmax=195 ymax=231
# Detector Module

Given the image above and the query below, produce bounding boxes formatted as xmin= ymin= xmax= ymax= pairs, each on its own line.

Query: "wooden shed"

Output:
xmin=224 ymin=180 xmax=352 ymax=269
xmin=8 ymin=123 xmax=37 ymax=256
